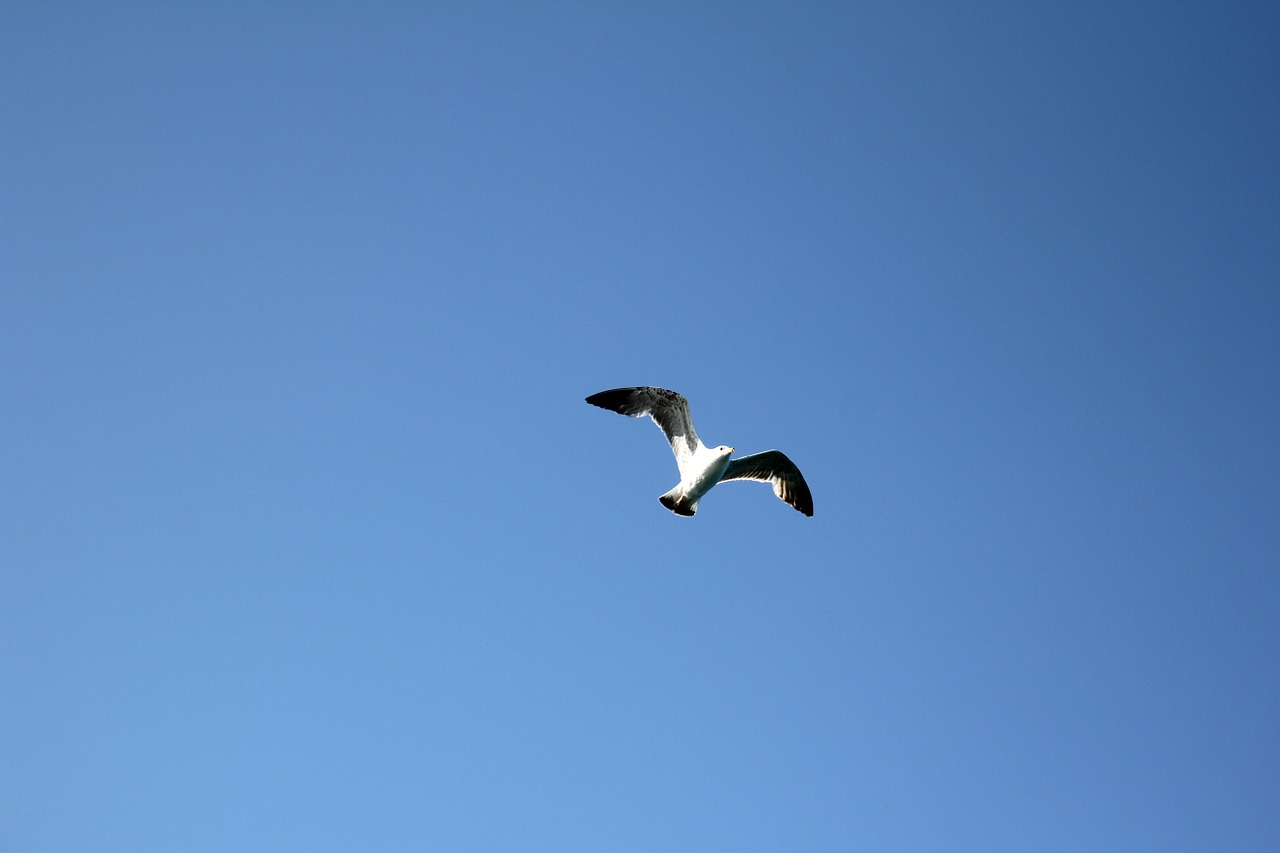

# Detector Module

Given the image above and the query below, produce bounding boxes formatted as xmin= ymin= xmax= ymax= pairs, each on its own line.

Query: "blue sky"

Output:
xmin=3 ymin=2 xmax=1279 ymax=851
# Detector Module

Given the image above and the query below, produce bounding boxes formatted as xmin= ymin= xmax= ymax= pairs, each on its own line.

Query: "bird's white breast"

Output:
xmin=681 ymin=445 xmax=733 ymax=501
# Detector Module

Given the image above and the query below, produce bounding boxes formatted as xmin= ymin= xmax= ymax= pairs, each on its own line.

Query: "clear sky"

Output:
xmin=3 ymin=2 xmax=1279 ymax=851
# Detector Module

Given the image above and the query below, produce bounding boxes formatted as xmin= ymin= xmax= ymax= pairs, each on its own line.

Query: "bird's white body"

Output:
xmin=660 ymin=443 xmax=735 ymax=516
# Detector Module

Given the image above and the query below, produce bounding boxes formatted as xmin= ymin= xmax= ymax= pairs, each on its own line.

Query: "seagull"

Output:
xmin=586 ymin=386 xmax=813 ymax=517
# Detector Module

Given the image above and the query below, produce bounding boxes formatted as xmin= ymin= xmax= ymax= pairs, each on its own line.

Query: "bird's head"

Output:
xmin=717 ymin=445 xmax=735 ymax=457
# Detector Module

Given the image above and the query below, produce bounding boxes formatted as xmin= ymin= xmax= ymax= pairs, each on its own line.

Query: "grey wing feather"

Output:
xmin=721 ymin=450 xmax=814 ymax=516
xmin=585 ymin=387 xmax=702 ymax=473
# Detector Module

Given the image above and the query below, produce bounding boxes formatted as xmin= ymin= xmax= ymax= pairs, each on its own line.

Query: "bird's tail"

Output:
xmin=659 ymin=487 xmax=697 ymax=517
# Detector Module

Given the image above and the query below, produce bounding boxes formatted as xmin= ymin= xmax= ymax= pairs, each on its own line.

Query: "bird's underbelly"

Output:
xmin=681 ymin=454 xmax=732 ymax=501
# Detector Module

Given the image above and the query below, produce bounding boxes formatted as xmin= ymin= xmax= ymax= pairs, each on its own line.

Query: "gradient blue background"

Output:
xmin=4 ymin=3 xmax=1278 ymax=851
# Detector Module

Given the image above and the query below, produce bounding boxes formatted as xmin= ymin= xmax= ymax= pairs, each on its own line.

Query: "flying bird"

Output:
xmin=585 ymin=386 xmax=813 ymax=517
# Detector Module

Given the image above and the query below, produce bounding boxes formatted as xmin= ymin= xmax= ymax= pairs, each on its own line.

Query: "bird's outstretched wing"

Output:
xmin=585 ymin=387 xmax=703 ymax=475
xmin=721 ymin=450 xmax=814 ymax=516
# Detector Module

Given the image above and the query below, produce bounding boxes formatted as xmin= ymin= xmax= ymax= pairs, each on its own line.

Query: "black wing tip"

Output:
xmin=585 ymin=388 xmax=636 ymax=412
xmin=784 ymin=479 xmax=814 ymax=516
xmin=793 ymin=474 xmax=814 ymax=516
xmin=586 ymin=387 xmax=685 ymax=416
